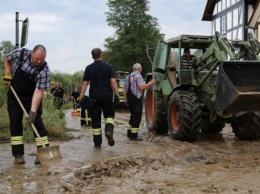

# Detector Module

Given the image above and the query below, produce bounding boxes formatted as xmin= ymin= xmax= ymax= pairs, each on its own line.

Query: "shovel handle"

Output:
xmin=10 ymin=86 xmax=46 ymax=147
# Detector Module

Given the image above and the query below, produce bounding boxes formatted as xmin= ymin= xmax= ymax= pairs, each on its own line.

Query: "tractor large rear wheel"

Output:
xmin=168 ymin=91 xmax=202 ymax=141
xmin=231 ymin=112 xmax=260 ymax=140
xmin=145 ymin=86 xmax=168 ymax=134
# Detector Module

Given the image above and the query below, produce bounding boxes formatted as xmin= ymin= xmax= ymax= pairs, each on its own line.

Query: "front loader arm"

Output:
xmin=195 ymin=32 xmax=234 ymax=69
xmin=233 ymin=33 xmax=260 ymax=61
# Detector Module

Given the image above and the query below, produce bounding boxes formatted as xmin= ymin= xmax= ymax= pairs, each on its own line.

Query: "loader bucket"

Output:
xmin=216 ymin=61 xmax=260 ymax=112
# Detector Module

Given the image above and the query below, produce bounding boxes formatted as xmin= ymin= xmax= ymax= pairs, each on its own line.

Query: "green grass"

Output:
xmin=0 ymin=97 xmax=73 ymax=143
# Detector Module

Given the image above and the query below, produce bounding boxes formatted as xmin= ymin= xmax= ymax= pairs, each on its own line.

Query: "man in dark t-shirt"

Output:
xmin=71 ymin=86 xmax=80 ymax=110
xmin=51 ymin=82 xmax=65 ymax=109
xmin=79 ymin=48 xmax=119 ymax=148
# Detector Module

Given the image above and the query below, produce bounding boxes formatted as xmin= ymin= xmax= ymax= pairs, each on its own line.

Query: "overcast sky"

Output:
xmin=0 ymin=0 xmax=211 ymax=74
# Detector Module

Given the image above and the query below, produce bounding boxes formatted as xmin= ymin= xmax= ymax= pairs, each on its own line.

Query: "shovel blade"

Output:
xmin=37 ymin=145 xmax=62 ymax=164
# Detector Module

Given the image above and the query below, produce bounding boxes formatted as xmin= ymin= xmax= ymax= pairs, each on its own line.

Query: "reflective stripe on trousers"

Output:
xmin=11 ymin=136 xmax=23 ymax=145
xmin=35 ymin=136 xmax=49 ymax=147
xmin=92 ymin=128 xmax=101 ymax=135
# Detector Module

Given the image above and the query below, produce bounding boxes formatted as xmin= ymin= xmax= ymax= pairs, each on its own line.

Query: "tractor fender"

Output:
xmin=167 ymin=84 xmax=196 ymax=101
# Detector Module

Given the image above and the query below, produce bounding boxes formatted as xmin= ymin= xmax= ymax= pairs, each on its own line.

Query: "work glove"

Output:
xmin=3 ymin=73 xmax=12 ymax=86
xmin=114 ymin=95 xmax=120 ymax=105
xmin=28 ymin=111 xmax=36 ymax=124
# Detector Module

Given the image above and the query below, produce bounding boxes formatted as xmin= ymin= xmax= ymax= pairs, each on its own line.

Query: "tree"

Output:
xmin=104 ymin=0 xmax=164 ymax=76
xmin=0 ymin=41 xmax=15 ymax=107
xmin=0 ymin=41 xmax=15 ymax=66
xmin=72 ymin=70 xmax=84 ymax=86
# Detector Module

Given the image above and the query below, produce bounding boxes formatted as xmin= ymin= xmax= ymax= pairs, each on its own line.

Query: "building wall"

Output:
xmin=211 ymin=0 xmax=245 ymax=40
xmin=247 ymin=4 xmax=255 ymax=36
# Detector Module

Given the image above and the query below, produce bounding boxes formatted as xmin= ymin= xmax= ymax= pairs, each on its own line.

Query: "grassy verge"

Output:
xmin=0 ymin=97 xmax=73 ymax=143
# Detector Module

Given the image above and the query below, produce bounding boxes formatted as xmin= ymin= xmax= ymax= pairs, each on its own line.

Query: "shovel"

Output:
xmin=10 ymin=86 xmax=62 ymax=163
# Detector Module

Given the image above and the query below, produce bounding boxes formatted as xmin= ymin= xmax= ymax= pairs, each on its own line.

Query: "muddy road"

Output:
xmin=0 ymin=108 xmax=260 ymax=193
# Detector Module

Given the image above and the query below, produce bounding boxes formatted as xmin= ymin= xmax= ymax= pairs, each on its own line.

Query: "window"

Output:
xmin=233 ymin=29 xmax=238 ymax=39
xmin=212 ymin=22 xmax=215 ymax=34
xmin=222 ymin=0 xmax=226 ymax=10
xmin=217 ymin=1 xmax=222 ymax=13
xmin=238 ymin=6 xmax=243 ymax=25
xmin=231 ymin=0 xmax=236 ymax=6
xmin=227 ymin=11 xmax=232 ymax=29
xmin=213 ymin=5 xmax=217 ymax=15
xmin=237 ymin=27 xmax=243 ymax=40
xmin=222 ymin=15 xmax=226 ymax=34
xmin=227 ymin=0 xmax=230 ymax=8
xmin=233 ymin=8 xmax=238 ymax=27
xmin=227 ymin=32 xmax=232 ymax=39
xmin=216 ymin=18 xmax=220 ymax=32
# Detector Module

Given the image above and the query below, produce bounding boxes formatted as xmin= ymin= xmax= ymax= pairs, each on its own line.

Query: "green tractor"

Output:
xmin=145 ymin=32 xmax=260 ymax=141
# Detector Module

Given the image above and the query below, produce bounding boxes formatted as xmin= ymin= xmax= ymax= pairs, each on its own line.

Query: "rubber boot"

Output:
xmin=129 ymin=132 xmax=142 ymax=141
xmin=34 ymin=156 xmax=41 ymax=165
xmin=14 ymin=155 xmax=25 ymax=164
xmin=93 ymin=135 xmax=102 ymax=148
xmin=80 ymin=109 xmax=87 ymax=126
xmin=81 ymin=119 xmax=86 ymax=126
xmin=105 ymin=123 xmax=115 ymax=146
xmin=127 ymin=129 xmax=131 ymax=138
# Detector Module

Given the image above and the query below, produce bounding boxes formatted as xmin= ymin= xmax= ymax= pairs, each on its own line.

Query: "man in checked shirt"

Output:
xmin=3 ymin=45 xmax=51 ymax=165
xmin=123 ymin=63 xmax=156 ymax=140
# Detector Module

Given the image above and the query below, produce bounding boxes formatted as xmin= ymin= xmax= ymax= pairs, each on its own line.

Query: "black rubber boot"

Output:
xmin=105 ymin=123 xmax=115 ymax=146
xmin=14 ymin=155 xmax=25 ymax=164
xmin=127 ymin=129 xmax=131 ymax=138
xmin=129 ymin=132 xmax=142 ymax=141
xmin=81 ymin=120 xmax=86 ymax=126
xmin=93 ymin=135 xmax=102 ymax=148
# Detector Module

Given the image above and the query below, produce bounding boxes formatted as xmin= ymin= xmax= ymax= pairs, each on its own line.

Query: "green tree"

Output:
xmin=0 ymin=41 xmax=15 ymax=72
xmin=104 ymin=0 xmax=164 ymax=76
xmin=0 ymin=41 xmax=15 ymax=66
xmin=71 ymin=70 xmax=84 ymax=86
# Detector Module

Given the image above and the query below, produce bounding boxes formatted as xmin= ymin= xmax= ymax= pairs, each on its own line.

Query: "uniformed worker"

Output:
xmin=79 ymin=48 xmax=119 ymax=148
xmin=123 ymin=63 xmax=156 ymax=140
xmin=50 ymin=82 xmax=65 ymax=109
xmin=71 ymin=86 xmax=80 ymax=110
xmin=3 ymin=45 xmax=51 ymax=164
xmin=80 ymin=85 xmax=91 ymax=126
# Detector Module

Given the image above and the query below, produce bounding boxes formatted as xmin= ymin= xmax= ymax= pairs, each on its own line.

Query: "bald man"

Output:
xmin=3 ymin=45 xmax=51 ymax=165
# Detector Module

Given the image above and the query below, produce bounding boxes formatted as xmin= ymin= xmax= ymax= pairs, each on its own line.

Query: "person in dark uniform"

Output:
xmin=79 ymin=48 xmax=119 ymax=148
xmin=80 ymin=85 xmax=91 ymax=126
xmin=3 ymin=45 xmax=51 ymax=164
xmin=71 ymin=86 xmax=80 ymax=110
xmin=123 ymin=63 xmax=156 ymax=140
xmin=50 ymin=82 xmax=65 ymax=109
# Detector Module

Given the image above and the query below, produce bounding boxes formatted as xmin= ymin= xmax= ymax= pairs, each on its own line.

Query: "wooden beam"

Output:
xmin=248 ymin=0 xmax=260 ymax=29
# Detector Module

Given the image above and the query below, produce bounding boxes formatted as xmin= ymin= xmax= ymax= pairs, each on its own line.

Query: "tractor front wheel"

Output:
xmin=168 ymin=91 xmax=202 ymax=142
